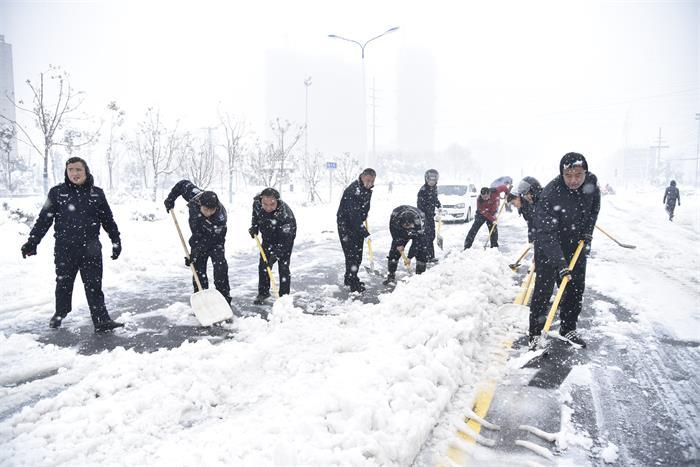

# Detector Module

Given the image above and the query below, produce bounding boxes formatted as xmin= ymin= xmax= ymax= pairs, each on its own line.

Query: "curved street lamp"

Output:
xmin=328 ymin=26 xmax=399 ymax=168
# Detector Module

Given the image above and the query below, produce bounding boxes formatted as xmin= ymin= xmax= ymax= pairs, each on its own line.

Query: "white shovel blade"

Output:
xmin=190 ymin=289 xmax=233 ymax=326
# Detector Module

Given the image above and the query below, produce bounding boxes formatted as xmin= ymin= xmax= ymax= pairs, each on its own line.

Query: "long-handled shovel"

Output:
xmin=436 ymin=213 xmax=444 ymax=250
xmin=254 ymin=234 xmax=280 ymax=300
xmin=509 ymin=244 xmax=531 ymax=271
xmin=170 ymin=210 xmax=233 ymax=326
xmin=400 ymin=249 xmax=413 ymax=274
xmin=497 ymin=261 xmax=535 ymax=316
xmin=483 ymin=201 xmax=506 ymax=249
xmin=538 ymin=240 xmax=586 ymax=348
xmin=363 ymin=220 xmax=383 ymax=276
xmin=595 ymin=225 xmax=637 ymax=249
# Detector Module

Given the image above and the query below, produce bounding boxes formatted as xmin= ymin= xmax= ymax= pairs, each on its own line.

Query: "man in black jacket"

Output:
xmin=385 ymin=205 xmax=429 ymax=285
xmin=20 ymin=157 xmax=124 ymax=332
xmin=507 ymin=176 xmax=542 ymax=244
xmin=164 ymin=180 xmax=231 ymax=303
xmin=414 ymin=169 xmax=441 ymax=262
xmin=663 ymin=180 xmax=681 ymax=221
xmin=528 ymin=153 xmax=600 ymax=350
xmin=337 ymin=168 xmax=375 ymax=292
xmin=248 ymin=188 xmax=297 ymax=304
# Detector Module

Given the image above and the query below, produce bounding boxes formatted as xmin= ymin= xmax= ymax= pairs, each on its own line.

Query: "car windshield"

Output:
xmin=438 ymin=185 xmax=468 ymax=196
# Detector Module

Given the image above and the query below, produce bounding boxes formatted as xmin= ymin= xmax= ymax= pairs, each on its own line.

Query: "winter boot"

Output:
xmin=94 ymin=320 xmax=125 ymax=333
xmin=49 ymin=314 xmax=64 ymax=329
xmin=349 ymin=281 xmax=366 ymax=293
xmin=560 ymin=330 xmax=586 ymax=348
xmin=383 ymin=273 xmax=396 ymax=286
xmin=253 ymin=292 xmax=271 ymax=305
xmin=416 ymin=261 xmax=427 ymax=275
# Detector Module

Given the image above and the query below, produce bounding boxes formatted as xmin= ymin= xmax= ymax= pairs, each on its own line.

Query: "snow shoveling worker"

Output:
xmin=384 ymin=205 xmax=429 ymax=285
xmin=20 ymin=157 xmax=124 ymax=332
xmin=164 ymin=180 xmax=231 ymax=304
xmin=463 ymin=182 xmax=510 ymax=249
xmin=663 ymin=180 xmax=681 ymax=221
xmin=413 ymin=169 xmax=441 ymax=263
xmin=507 ymin=176 xmax=543 ymax=245
xmin=528 ymin=152 xmax=600 ymax=350
xmin=336 ymin=168 xmax=376 ymax=293
xmin=248 ymin=187 xmax=297 ymax=304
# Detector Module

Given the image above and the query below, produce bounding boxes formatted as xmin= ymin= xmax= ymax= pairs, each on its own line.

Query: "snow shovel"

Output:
xmin=509 ymin=245 xmax=531 ymax=271
xmin=483 ymin=202 xmax=506 ymax=249
xmin=363 ymin=220 xmax=382 ymax=276
xmin=254 ymin=234 xmax=280 ymax=300
xmin=498 ymin=261 xmax=535 ymax=315
xmin=539 ymin=240 xmax=586 ymax=346
xmin=170 ymin=210 xmax=233 ymax=326
xmin=595 ymin=225 xmax=637 ymax=249
xmin=400 ymin=248 xmax=413 ymax=274
xmin=436 ymin=213 xmax=444 ymax=250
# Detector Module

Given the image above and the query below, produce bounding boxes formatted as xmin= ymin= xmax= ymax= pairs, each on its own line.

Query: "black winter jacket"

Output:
xmin=663 ymin=186 xmax=680 ymax=206
xmin=166 ymin=180 xmax=227 ymax=250
xmin=250 ymin=195 xmax=296 ymax=255
xmin=28 ymin=173 xmax=120 ymax=248
xmin=417 ymin=184 xmax=441 ymax=219
xmin=389 ymin=205 xmax=426 ymax=244
xmin=518 ymin=198 xmax=536 ymax=243
xmin=533 ymin=173 xmax=600 ymax=268
xmin=337 ymin=177 xmax=373 ymax=236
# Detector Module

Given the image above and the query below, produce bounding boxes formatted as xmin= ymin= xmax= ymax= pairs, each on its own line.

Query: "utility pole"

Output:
xmin=650 ymin=127 xmax=669 ymax=180
xmin=369 ymin=77 xmax=379 ymax=164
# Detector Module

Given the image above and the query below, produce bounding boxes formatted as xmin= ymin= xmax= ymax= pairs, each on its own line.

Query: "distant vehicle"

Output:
xmin=438 ymin=184 xmax=477 ymax=223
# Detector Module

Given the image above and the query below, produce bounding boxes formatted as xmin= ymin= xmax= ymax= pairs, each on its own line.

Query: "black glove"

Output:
xmin=558 ymin=267 xmax=572 ymax=281
xmin=164 ymin=198 xmax=175 ymax=213
xmin=184 ymin=256 xmax=192 ymax=267
xmin=111 ymin=242 xmax=122 ymax=260
xmin=248 ymin=226 xmax=258 ymax=238
xmin=360 ymin=225 xmax=370 ymax=238
xmin=581 ymin=233 xmax=593 ymax=256
xmin=21 ymin=241 xmax=37 ymax=258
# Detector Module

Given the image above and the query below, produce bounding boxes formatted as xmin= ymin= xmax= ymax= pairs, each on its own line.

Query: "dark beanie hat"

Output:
xmin=65 ymin=156 xmax=91 ymax=175
xmin=199 ymin=191 xmax=219 ymax=208
xmin=559 ymin=152 xmax=588 ymax=176
xmin=670 ymin=180 xmax=676 ymax=186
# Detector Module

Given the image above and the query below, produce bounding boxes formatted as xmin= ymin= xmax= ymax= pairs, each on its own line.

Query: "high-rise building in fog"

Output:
xmin=0 ymin=35 xmax=18 ymax=164
xmin=396 ymin=48 xmax=435 ymax=158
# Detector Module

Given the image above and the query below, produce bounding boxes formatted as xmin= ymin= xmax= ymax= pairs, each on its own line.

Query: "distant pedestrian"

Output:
xmin=413 ymin=169 xmax=441 ymax=261
xmin=388 ymin=181 xmax=394 ymax=194
xmin=164 ymin=180 xmax=231 ymax=304
xmin=20 ymin=157 xmax=124 ymax=332
xmin=337 ymin=168 xmax=376 ymax=292
xmin=663 ymin=180 xmax=681 ymax=221
xmin=463 ymin=183 xmax=509 ymax=249
xmin=528 ymin=152 xmax=600 ymax=350
xmin=384 ymin=205 xmax=429 ymax=285
xmin=248 ymin=188 xmax=297 ymax=304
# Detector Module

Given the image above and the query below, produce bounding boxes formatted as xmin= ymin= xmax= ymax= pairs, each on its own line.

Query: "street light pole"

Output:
xmin=328 ymin=26 xmax=399 ymax=169
xmin=304 ymin=77 xmax=312 ymax=159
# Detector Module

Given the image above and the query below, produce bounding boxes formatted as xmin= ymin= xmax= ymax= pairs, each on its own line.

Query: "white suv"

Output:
xmin=438 ymin=184 xmax=477 ymax=223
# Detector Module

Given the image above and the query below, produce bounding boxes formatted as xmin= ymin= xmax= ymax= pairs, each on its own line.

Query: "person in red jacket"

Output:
xmin=463 ymin=184 xmax=509 ymax=249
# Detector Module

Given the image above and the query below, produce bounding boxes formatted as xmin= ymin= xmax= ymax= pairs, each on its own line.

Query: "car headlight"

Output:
xmin=456 ymin=203 xmax=465 ymax=208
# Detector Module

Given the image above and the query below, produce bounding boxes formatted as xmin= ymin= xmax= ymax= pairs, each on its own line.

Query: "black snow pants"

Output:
xmin=191 ymin=242 xmax=230 ymax=301
xmin=258 ymin=241 xmax=294 ymax=296
xmin=665 ymin=201 xmax=677 ymax=220
xmin=410 ymin=215 xmax=436 ymax=260
xmin=463 ymin=212 xmax=498 ymax=249
xmin=528 ymin=245 xmax=588 ymax=337
xmin=389 ymin=236 xmax=429 ymax=275
xmin=54 ymin=240 xmax=112 ymax=325
xmin=338 ymin=228 xmax=365 ymax=286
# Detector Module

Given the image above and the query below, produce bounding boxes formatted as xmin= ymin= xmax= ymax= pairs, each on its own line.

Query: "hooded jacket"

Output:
xmin=28 ymin=159 xmax=120 ymax=248
xmin=166 ymin=180 xmax=227 ymax=249
xmin=337 ymin=177 xmax=373 ymax=235
xmin=389 ymin=205 xmax=426 ymax=244
xmin=251 ymin=194 xmax=297 ymax=254
xmin=417 ymin=183 xmax=441 ymax=218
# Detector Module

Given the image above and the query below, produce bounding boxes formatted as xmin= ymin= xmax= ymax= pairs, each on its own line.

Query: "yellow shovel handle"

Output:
xmin=542 ymin=241 xmax=585 ymax=334
xmin=484 ymin=202 xmax=506 ymax=248
xmin=400 ymin=249 xmax=411 ymax=268
xmin=364 ymin=220 xmax=374 ymax=262
xmin=254 ymin=234 xmax=279 ymax=299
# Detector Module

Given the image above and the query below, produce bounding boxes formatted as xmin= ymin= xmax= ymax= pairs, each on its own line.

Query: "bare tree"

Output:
xmin=218 ymin=108 xmax=246 ymax=203
xmin=0 ymin=66 xmax=89 ymax=194
xmin=246 ymin=140 xmax=278 ymax=187
xmin=0 ymin=124 xmax=18 ymax=193
xmin=300 ymin=150 xmax=324 ymax=203
xmin=134 ymin=107 xmax=181 ymax=201
xmin=181 ymin=133 xmax=216 ymax=188
xmin=269 ymin=118 xmax=303 ymax=195
xmin=105 ymin=101 xmax=125 ymax=190
xmin=334 ymin=152 xmax=361 ymax=187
